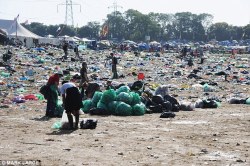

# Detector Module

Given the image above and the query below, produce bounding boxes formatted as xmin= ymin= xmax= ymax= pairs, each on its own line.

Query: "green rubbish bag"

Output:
xmin=51 ymin=121 xmax=61 ymax=129
xmin=116 ymin=92 xmax=132 ymax=105
xmin=97 ymin=101 xmax=108 ymax=110
xmin=100 ymin=89 xmax=116 ymax=104
xmin=35 ymin=94 xmax=44 ymax=100
xmin=92 ymin=91 xmax=103 ymax=107
xmin=108 ymin=101 xmax=121 ymax=115
xmin=116 ymin=86 xmax=130 ymax=95
xmin=132 ymin=103 xmax=146 ymax=116
xmin=81 ymin=99 xmax=93 ymax=113
xmin=115 ymin=102 xmax=132 ymax=116
xmin=130 ymin=92 xmax=141 ymax=105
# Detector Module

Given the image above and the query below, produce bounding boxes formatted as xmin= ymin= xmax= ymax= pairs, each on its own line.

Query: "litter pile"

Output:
xmin=82 ymin=86 xmax=146 ymax=116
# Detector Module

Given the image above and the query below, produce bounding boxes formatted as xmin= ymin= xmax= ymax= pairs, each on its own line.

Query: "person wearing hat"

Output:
xmin=60 ymin=80 xmax=82 ymax=130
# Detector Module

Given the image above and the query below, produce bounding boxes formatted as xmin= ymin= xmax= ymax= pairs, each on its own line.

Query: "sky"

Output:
xmin=0 ymin=0 xmax=250 ymax=27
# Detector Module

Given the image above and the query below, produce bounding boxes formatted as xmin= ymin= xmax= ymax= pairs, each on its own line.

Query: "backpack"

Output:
xmin=39 ymin=84 xmax=50 ymax=99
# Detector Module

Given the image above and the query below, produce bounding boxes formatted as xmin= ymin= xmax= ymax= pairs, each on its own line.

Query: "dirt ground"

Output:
xmin=0 ymin=49 xmax=249 ymax=165
xmin=0 ymin=101 xmax=249 ymax=166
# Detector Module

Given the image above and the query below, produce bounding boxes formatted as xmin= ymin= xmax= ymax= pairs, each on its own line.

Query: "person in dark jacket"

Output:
xmin=60 ymin=81 xmax=83 ymax=130
xmin=74 ymin=45 xmax=80 ymax=59
xmin=62 ymin=42 xmax=68 ymax=60
xmin=111 ymin=53 xmax=118 ymax=79
xmin=46 ymin=74 xmax=61 ymax=117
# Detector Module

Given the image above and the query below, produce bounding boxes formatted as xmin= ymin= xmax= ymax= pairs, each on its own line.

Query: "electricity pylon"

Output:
xmin=57 ymin=0 xmax=81 ymax=27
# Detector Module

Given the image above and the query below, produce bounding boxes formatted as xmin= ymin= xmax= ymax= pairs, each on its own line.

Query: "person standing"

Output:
xmin=187 ymin=56 xmax=194 ymax=68
xmin=181 ymin=46 xmax=188 ymax=59
xmin=111 ymin=53 xmax=118 ymax=79
xmin=231 ymin=49 xmax=236 ymax=58
xmin=80 ymin=61 xmax=88 ymax=84
xmin=23 ymin=38 xmax=27 ymax=47
xmin=60 ymin=80 xmax=82 ymax=130
xmin=74 ymin=45 xmax=80 ymax=59
xmin=46 ymin=74 xmax=60 ymax=117
xmin=62 ymin=42 xmax=68 ymax=60
xmin=79 ymin=61 xmax=89 ymax=99
xmin=199 ymin=47 xmax=205 ymax=64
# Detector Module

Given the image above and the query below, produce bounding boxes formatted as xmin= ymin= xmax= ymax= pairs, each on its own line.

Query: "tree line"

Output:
xmin=23 ymin=10 xmax=250 ymax=42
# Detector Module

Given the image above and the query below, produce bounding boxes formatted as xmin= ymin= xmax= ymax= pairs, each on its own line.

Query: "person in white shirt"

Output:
xmin=60 ymin=80 xmax=82 ymax=130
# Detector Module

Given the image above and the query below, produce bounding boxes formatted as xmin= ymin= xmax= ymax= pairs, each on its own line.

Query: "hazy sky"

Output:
xmin=0 ymin=0 xmax=250 ymax=27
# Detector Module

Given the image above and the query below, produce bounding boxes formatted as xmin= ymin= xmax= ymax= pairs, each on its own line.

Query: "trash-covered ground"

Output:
xmin=0 ymin=45 xmax=249 ymax=165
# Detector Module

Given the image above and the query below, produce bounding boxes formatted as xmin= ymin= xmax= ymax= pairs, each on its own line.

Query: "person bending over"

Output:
xmin=60 ymin=80 xmax=83 ymax=130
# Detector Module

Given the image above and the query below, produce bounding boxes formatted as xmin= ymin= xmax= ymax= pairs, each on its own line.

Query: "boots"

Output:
xmin=67 ymin=114 xmax=74 ymax=130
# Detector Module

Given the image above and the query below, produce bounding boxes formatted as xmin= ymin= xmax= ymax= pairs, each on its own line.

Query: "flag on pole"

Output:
xmin=57 ymin=26 xmax=64 ymax=37
xmin=56 ymin=27 xmax=61 ymax=32
xmin=241 ymin=32 xmax=245 ymax=39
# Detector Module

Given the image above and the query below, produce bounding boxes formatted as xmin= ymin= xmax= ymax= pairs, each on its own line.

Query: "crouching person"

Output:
xmin=60 ymin=80 xmax=83 ymax=130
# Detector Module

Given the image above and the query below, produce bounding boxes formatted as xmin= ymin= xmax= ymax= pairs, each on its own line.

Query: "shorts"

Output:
xmin=65 ymin=87 xmax=83 ymax=113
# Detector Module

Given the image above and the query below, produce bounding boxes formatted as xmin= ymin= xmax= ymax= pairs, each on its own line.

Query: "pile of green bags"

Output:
xmin=81 ymin=86 xmax=146 ymax=116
